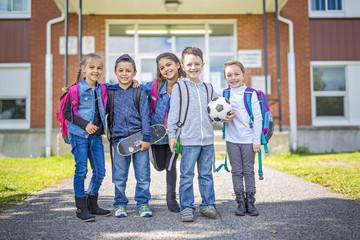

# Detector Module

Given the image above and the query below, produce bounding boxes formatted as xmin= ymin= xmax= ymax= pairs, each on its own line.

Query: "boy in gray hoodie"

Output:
xmin=167 ymin=47 xmax=217 ymax=222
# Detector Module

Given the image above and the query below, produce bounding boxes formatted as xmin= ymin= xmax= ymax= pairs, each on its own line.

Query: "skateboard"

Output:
xmin=117 ymin=124 xmax=167 ymax=156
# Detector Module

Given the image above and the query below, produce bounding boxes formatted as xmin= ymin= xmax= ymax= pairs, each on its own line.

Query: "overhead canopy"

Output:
xmin=53 ymin=0 xmax=288 ymax=15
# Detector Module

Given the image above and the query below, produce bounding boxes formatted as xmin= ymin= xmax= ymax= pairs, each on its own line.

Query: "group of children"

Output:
xmin=65 ymin=46 xmax=262 ymax=222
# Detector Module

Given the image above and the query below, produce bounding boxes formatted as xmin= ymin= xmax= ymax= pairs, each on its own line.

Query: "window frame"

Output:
xmin=0 ymin=0 xmax=31 ymax=19
xmin=310 ymin=61 xmax=349 ymax=126
xmin=308 ymin=0 xmax=345 ymax=18
xmin=0 ymin=63 xmax=30 ymax=129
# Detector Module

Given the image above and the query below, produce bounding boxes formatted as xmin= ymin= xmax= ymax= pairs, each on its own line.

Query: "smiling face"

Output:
xmin=224 ymin=64 xmax=245 ymax=88
xmin=158 ymin=57 xmax=180 ymax=82
xmin=114 ymin=61 xmax=137 ymax=89
xmin=82 ymin=58 xmax=103 ymax=86
xmin=182 ymin=54 xmax=205 ymax=83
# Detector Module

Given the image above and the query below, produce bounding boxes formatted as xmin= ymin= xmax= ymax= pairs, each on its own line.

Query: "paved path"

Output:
xmin=1 ymin=161 xmax=359 ymax=240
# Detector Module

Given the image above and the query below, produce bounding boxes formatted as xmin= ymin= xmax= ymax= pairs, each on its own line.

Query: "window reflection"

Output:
xmin=316 ymin=96 xmax=344 ymax=116
xmin=313 ymin=67 xmax=345 ymax=91
xmin=0 ymin=99 xmax=26 ymax=119
xmin=209 ymin=24 xmax=234 ymax=52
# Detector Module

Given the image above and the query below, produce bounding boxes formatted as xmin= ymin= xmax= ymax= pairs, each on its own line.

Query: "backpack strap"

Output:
xmin=215 ymin=88 xmax=231 ymax=172
xmin=203 ymin=82 xmax=217 ymax=173
xmin=203 ymin=82 xmax=214 ymax=103
xmin=222 ymin=88 xmax=231 ymax=140
xmin=99 ymin=83 xmax=107 ymax=112
xmin=244 ymin=87 xmax=255 ymax=128
xmin=167 ymin=80 xmax=189 ymax=171
xmin=68 ymin=85 xmax=80 ymax=122
xmin=150 ymin=79 xmax=158 ymax=115
xmin=106 ymin=89 xmax=115 ymax=171
xmin=258 ymin=150 xmax=264 ymax=180
xmin=176 ymin=81 xmax=189 ymax=128
xmin=133 ymin=87 xmax=142 ymax=113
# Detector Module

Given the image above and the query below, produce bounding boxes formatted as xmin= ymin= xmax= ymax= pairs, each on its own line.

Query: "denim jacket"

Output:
xmin=142 ymin=80 xmax=170 ymax=144
xmin=68 ymin=80 xmax=107 ymax=139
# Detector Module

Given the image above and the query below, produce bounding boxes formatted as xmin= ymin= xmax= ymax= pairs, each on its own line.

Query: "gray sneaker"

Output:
xmin=181 ymin=208 xmax=194 ymax=222
xmin=199 ymin=205 xmax=216 ymax=219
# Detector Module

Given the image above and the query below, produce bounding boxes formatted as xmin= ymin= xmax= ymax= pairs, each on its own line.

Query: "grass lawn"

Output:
xmin=0 ymin=154 xmax=75 ymax=212
xmin=1 ymin=152 xmax=359 ymax=212
xmin=263 ymin=151 xmax=360 ymax=201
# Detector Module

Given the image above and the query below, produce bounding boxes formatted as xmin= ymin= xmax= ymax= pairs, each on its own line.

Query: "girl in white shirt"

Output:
xmin=223 ymin=60 xmax=262 ymax=216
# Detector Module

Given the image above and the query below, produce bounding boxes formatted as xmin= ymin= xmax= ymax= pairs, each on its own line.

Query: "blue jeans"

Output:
xmin=112 ymin=141 xmax=151 ymax=208
xmin=179 ymin=145 xmax=216 ymax=211
xmin=70 ymin=133 xmax=106 ymax=197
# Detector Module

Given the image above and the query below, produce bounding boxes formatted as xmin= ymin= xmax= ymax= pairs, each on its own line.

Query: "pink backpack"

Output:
xmin=56 ymin=82 xmax=107 ymax=144
xmin=150 ymin=78 xmax=158 ymax=116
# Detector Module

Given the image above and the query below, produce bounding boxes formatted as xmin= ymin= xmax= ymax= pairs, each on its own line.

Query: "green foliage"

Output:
xmin=264 ymin=152 xmax=360 ymax=201
xmin=0 ymin=155 xmax=75 ymax=212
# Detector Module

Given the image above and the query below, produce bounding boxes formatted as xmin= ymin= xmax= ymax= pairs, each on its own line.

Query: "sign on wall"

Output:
xmin=251 ymin=75 xmax=271 ymax=95
xmin=59 ymin=36 xmax=77 ymax=55
xmin=82 ymin=36 xmax=95 ymax=54
xmin=238 ymin=50 xmax=262 ymax=68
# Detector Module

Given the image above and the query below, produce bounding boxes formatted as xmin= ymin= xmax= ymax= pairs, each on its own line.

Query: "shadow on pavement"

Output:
xmin=1 ymin=187 xmax=359 ymax=240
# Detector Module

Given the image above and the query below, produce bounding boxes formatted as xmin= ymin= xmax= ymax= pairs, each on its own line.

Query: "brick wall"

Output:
xmin=30 ymin=0 xmax=311 ymax=128
xmin=30 ymin=0 xmax=61 ymax=128
xmin=281 ymin=0 xmax=312 ymax=126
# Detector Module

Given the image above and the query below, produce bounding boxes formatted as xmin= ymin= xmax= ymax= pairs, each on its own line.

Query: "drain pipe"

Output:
xmin=45 ymin=13 xmax=65 ymax=157
xmin=278 ymin=13 xmax=297 ymax=152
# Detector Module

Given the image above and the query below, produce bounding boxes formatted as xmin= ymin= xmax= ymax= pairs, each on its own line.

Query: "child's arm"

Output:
xmin=223 ymin=111 xmax=236 ymax=123
xmin=167 ymin=83 xmax=181 ymax=152
xmin=169 ymin=138 xmax=177 ymax=152
xmin=140 ymin=80 xmax=153 ymax=97
xmin=136 ymin=141 xmax=150 ymax=151
xmin=251 ymin=92 xmax=263 ymax=152
xmin=139 ymin=90 xmax=151 ymax=151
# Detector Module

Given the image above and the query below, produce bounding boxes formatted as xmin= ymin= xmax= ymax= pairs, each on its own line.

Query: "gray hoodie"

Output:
xmin=167 ymin=78 xmax=217 ymax=146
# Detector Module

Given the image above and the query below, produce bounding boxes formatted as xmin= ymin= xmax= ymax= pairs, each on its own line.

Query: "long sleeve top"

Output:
xmin=225 ymin=85 xmax=262 ymax=145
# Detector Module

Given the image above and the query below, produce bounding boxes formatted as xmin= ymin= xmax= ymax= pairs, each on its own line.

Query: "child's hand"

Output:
xmin=132 ymin=79 xmax=140 ymax=88
xmin=169 ymin=138 xmax=177 ymax=152
xmin=85 ymin=122 xmax=99 ymax=135
xmin=253 ymin=144 xmax=261 ymax=153
xmin=223 ymin=111 xmax=236 ymax=123
xmin=136 ymin=141 xmax=150 ymax=151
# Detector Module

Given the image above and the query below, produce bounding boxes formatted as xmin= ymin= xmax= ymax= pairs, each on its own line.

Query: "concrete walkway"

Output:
xmin=1 ymin=161 xmax=359 ymax=240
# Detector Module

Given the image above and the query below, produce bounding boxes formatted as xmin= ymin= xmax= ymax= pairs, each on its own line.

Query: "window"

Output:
xmin=311 ymin=64 xmax=348 ymax=125
xmin=0 ymin=99 xmax=26 ymax=119
xmin=309 ymin=0 xmax=344 ymax=17
xmin=0 ymin=64 xmax=30 ymax=129
xmin=106 ymin=21 xmax=236 ymax=86
xmin=0 ymin=0 xmax=31 ymax=18
xmin=311 ymin=0 xmax=342 ymax=11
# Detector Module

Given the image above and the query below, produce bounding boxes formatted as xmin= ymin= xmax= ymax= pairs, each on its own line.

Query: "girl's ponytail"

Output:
xmin=75 ymin=68 xmax=82 ymax=84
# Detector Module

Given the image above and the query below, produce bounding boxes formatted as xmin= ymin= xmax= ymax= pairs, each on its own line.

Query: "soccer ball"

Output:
xmin=207 ymin=97 xmax=232 ymax=122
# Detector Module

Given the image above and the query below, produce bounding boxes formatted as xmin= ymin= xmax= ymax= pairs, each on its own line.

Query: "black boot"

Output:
xmin=75 ymin=196 xmax=95 ymax=222
xmin=235 ymin=192 xmax=246 ymax=216
xmin=166 ymin=192 xmax=180 ymax=212
xmin=87 ymin=193 xmax=111 ymax=216
xmin=246 ymin=192 xmax=259 ymax=216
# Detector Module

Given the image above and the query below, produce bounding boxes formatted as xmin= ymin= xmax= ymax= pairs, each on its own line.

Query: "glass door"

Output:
xmin=107 ymin=22 xmax=236 ymax=87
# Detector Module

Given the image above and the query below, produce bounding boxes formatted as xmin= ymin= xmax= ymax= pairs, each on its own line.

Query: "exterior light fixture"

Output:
xmin=165 ymin=0 xmax=181 ymax=12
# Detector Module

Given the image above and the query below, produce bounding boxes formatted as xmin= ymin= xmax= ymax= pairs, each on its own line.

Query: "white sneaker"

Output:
xmin=115 ymin=206 xmax=127 ymax=217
